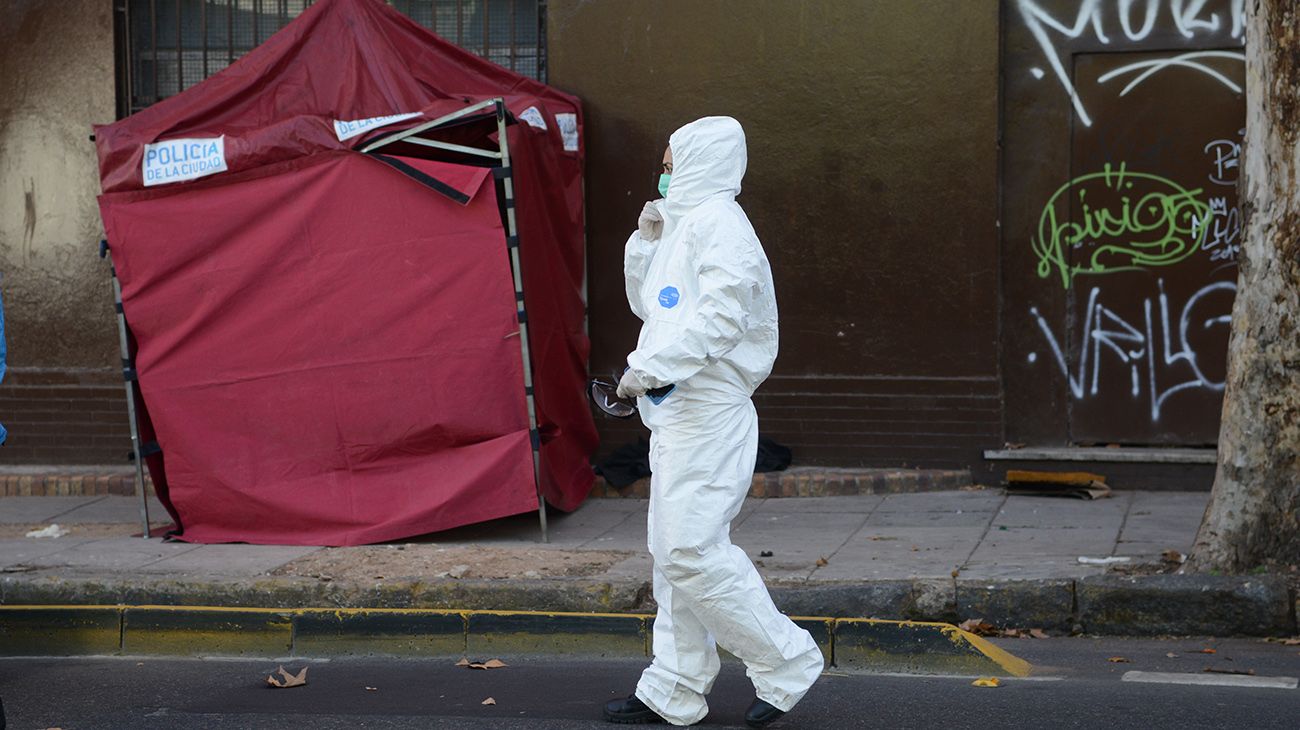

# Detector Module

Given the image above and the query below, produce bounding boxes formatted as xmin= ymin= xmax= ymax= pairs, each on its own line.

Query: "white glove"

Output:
xmin=637 ymin=201 xmax=663 ymax=242
xmin=616 ymin=369 xmax=648 ymax=399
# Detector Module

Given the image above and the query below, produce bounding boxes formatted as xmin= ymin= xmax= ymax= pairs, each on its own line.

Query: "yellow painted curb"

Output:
xmin=0 ymin=605 xmax=1032 ymax=676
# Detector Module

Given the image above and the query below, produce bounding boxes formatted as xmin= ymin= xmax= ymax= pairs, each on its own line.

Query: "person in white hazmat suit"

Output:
xmin=603 ymin=117 xmax=823 ymax=727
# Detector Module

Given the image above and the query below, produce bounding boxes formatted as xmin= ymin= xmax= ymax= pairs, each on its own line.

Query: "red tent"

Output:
xmin=92 ymin=0 xmax=596 ymax=546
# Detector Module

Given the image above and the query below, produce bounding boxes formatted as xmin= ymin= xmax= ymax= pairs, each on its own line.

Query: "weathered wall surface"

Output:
xmin=1002 ymin=0 xmax=1245 ymax=450
xmin=549 ymin=0 xmax=1002 ymax=467
xmin=0 ymin=0 xmax=125 ymax=463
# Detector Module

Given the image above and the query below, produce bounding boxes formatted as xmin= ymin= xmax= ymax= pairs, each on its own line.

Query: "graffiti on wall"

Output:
xmin=1028 ymin=279 xmax=1235 ymax=421
xmin=1032 ymin=162 xmax=1212 ymax=289
xmin=1017 ymin=0 xmax=1245 ymax=126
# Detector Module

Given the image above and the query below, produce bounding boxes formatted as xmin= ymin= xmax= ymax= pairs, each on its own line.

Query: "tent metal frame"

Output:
xmin=100 ymin=242 xmax=153 ymax=540
xmin=363 ymin=97 xmax=550 ymax=543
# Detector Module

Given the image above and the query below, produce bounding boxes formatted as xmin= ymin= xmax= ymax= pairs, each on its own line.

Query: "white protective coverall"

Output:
xmin=622 ymin=116 xmax=823 ymax=726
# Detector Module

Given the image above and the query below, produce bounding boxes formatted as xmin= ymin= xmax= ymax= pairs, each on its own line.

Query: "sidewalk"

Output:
xmin=0 ymin=490 xmax=1295 ymax=637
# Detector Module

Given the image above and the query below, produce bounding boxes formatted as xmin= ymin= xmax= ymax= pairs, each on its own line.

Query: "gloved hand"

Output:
xmin=616 ymin=368 xmax=648 ymax=399
xmin=637 ymin=201 xmax=663 ymax=242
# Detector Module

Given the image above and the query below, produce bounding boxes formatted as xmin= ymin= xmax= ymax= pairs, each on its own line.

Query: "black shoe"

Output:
xmin=603 ymin=694 xmax=665 ymax=724
xmin=745 ymin=698 xmax=785 ymax=727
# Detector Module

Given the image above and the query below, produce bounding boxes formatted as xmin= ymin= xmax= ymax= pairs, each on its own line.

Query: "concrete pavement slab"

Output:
xmin=732 ymin=511 xmax=870 ymax=575
xmin=137 ymin=543 xmax=322 ymax=575
xmin=47 ymin=496 xmax=169 ymax=524
xmin=958 ymin=558 xmax=1109 ymax=580
xmin=969 ymin=526 xmax=1121 ymax=559
xmin=21 ymin=537 xmax=202 ymax=570
xmin=874 ymin=491 xmax=1005 ymax=513
xmin=863 ymin=508 xmax=996 ymax=528
xmin=0 ymin=537 xmax=100 ymax=569
xmin=0 ymin=497 xmax=106 ymax=524
xmin=992 ymin=493 xmax=1132 ymax=529
xmin=749 ymin=495 xmax=885 ymax=514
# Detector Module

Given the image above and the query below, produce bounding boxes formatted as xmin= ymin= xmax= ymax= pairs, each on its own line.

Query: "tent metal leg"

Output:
xmin=493 ymin=99 xmax=549 ymax=543
xmin=104 ymin=245 xmax=152 ymax=540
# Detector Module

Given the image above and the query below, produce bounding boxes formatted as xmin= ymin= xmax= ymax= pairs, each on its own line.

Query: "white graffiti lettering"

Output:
xmin=1204 ymin=131 xmax=1243 ymax=185
xmin=1018 ymin=0 xmax=1245 ymax=126
xmin=1028 ymin=279 xmax=1235 ymax=421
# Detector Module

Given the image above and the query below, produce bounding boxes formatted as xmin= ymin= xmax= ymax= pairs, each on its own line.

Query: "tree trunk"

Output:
xmin=1187 ymin=0 xmax=1300 ymax=573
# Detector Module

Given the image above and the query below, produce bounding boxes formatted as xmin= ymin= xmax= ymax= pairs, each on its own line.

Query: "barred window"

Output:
xmin=115 ymin=0 xmax=546 ymax=118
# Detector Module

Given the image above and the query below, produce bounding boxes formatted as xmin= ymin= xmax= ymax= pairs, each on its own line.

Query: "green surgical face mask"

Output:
xmin=657 ymin=173 xmax=671 ymax=198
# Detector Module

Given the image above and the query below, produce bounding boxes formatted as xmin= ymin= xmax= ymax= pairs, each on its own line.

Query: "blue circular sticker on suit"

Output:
xmin=658 ymin=286 xmax=680 ymax=309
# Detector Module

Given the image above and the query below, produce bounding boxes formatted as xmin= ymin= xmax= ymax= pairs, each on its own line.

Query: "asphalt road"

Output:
xmin=1 ymin=637 xmax=1297 ymax=729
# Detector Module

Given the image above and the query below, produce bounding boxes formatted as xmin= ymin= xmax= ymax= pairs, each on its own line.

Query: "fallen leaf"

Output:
xmin=815 ymin=556 xmax=829 ymax=567
xmin=365 ymin=686 xmax=378 ymax=691
xmin=266 ymin=665 xmax=308 ymax=688
xmin=971 ymin=677 xmax=1001 ymax=688
xmin=951 ymin=569 xmax=961 ymax=578
xmin=1108 ymin=657 xmax=1130 ymax=663
xmin=1161 ymin=549 xmax=1186 ymax=564
xmin=459 ymin=657 xmax=509 ymax=670
xmin=482 ymin=697 xmax=497 ymax=705
xmin=1267 ymin=637 xmax=1300 ymax=646
xmin=1204 ymin=667 xmax=1255 ymax=676
xmin=1196 ymin=648 xmax=1217 ymax=654
xmin=1001 ymin=628 xmax=1022 ymax=638
xmin=1166 ymin=652 xmax=1179 ymax=658
xmin=1029 ymin=629 xmax=1049 ymax=640
xmin=958 ymin=619 xmax=997 ymax=636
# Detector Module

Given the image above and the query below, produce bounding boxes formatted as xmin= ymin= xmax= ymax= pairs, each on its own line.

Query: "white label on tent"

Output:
xmin=142 ymin=136 xmax=228 ymax=187
xmin=332 ymin=112 xmax=422 ymax=141
xmin=555 ymin=113 xmax=579 ymax=152
xmin=518 ymin=106 xmax=548 ymax=130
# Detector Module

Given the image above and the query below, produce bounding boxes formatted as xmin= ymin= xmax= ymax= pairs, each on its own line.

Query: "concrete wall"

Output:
xmin=0 ymin=0 xmax=125 ymax=463
xmin=549 ymin=0 xmax=1002 ymax=467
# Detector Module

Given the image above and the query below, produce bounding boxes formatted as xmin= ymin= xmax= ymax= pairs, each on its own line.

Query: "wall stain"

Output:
xmin=22 ymin=177 xmax=36 ymax=263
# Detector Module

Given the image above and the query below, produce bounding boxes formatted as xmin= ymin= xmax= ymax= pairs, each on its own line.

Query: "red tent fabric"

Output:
xmin=93 ymin=0 xmax=597 ymax=545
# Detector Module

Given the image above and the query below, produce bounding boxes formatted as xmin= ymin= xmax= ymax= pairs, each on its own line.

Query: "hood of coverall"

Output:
xmin=661 ymin=116 xmax=747 ymax=221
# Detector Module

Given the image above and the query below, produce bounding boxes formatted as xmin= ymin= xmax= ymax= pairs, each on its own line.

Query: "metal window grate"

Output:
xmin=115 ymin=0 xmax=545 ymax=118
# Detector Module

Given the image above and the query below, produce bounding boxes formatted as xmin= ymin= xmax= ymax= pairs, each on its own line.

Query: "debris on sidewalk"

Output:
xmin=1078 ymin=556 xmax=1132 ymax=565
xmin=971 ymin=677 xmax=1000 ymax=688
xmin=25 ymin=524 xmax=69 ymax=539
xmin=457 ymin=658 xmax=508 ymax=670
xmin=1005 ymin=470 xmax=1111 ymax=499
xmin=266 ymin=666 xmax=308 ymax=688
xmin=1161 ymin=549 xmax=1187 ymax=565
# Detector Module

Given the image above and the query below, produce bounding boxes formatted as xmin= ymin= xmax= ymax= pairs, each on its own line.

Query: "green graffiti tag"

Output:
xmin=1033 ymin=163 xmax=1212 ymax=289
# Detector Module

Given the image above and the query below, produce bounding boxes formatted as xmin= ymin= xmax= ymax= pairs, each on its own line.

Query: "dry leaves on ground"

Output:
xmin=457 ymin=658 xmax=508 ymax=670
xmin=958 ymin=619 xmax=997 ymax=636
xmin=1195 ymin=648 xmax=1217 ymax=654
xmin=1265 ymin=637 xmax=1300 ymax=646
xmin=815 ymin=556 xmax=829 ymax=567
xmin=482 ymin=697 xmax=497 ymax=705
xmin=266 ymin=666 xmax=308 ymax=688
xmin=958 ymin=619 xmax=1048 ymax=639
xmin=1108 ymin=657 xmax=1131 ymax=663
xmin=971 ymin=677 xmax=1001 ymax=688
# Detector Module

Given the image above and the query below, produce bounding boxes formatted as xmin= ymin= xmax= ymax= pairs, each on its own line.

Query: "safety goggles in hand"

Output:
xmin=588 ymin=378 xmax=637 ymax=419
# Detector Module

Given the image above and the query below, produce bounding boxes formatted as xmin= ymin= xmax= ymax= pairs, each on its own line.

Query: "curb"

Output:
xmin=0 ymin=605 xmax=1031 ymax=677
xmin=2 ymin=574 xmax=1294 ymax=638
